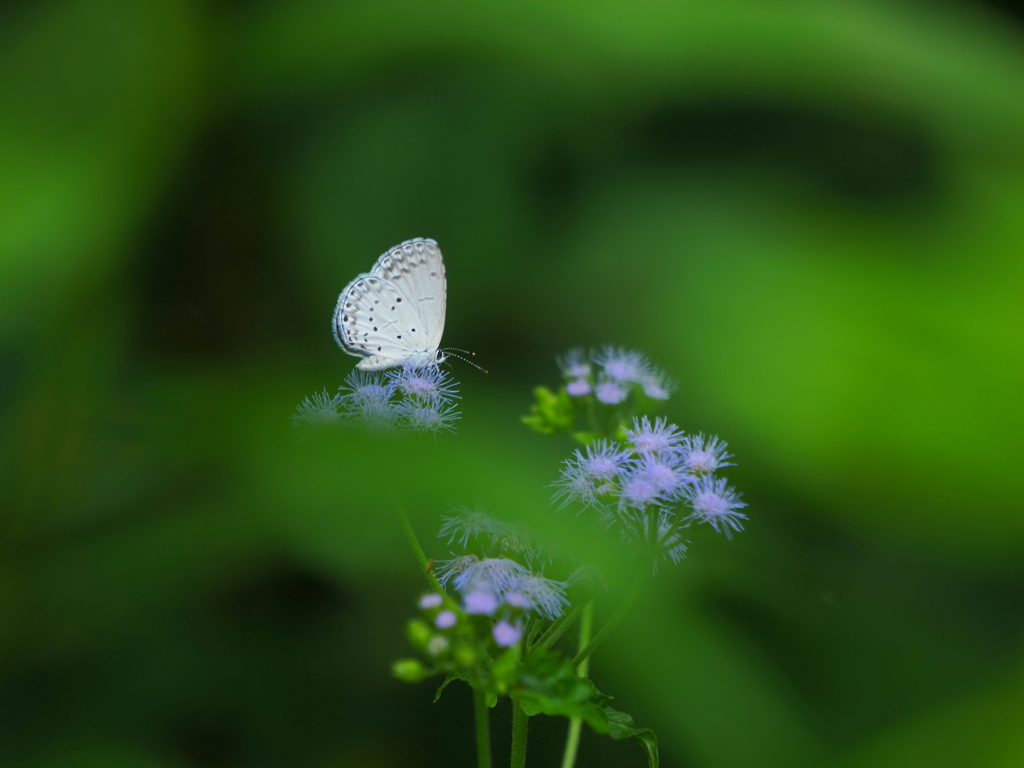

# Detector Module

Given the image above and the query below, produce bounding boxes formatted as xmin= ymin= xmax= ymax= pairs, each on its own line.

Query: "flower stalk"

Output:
xmin=510 ymin=698 xmax=529 ymax=768
xmin=560 ymin=601 xmax=593 ymax=768
xmin=474 ymin=688 xmax=492 ymax=768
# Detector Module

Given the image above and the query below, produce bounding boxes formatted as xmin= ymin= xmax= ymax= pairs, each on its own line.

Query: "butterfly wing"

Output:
xmin=333 ymin=238 xmax=447 ymax=370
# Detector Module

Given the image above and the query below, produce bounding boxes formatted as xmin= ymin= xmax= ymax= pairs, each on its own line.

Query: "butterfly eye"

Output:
xmin=435 ymin=350 xmax=443 ymax=360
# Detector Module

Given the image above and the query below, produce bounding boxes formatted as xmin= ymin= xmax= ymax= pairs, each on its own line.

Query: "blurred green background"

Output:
xmin=3 ymin=1 xmax=1024 ymax=766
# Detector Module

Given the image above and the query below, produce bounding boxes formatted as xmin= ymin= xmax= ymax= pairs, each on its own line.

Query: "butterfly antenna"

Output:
xmin=443 ymin=348 xmax=489 ymax=374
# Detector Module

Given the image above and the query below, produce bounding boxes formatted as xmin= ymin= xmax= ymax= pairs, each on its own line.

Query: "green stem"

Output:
xmin=570 ymin=566 xmax=648 ymax=668
xmin=510 ymin=698 xmax=529 ymax=768
xmin=474 ymin=688 xmax=492 ymax=768
xmin=398 ymin=508 xmax=446 ymax=593
xmin=534 ymin=601 xmax=585 ymax=651
xmin=559 ymin=602 xmax=593 ymax=768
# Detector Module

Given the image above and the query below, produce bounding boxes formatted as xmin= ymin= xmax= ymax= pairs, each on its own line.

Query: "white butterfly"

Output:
xmin=332 ymin=238 xmax=447 ymax=370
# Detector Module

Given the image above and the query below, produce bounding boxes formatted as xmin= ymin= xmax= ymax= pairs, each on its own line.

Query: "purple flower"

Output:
xmin=292 ymin=390 xmax=344 ymax=428
xmin=388 ymin=363 xmax=460 ymax=402
xmin=336 ymin=370 xmax=399 ymax=429
xmin=625 ymin=416 xmax=685 ymax=455
xmin=618 ymin=445 xmax=692 ymax=510
xmin=397 ymin=398 xmax=460 ymax=434
xmin=493 ymin=621 xmax=522 ymax=647
xmin=453 ymin=557 xmax=530 ymax=594
xmin=684 ymin=475 xmax=747 ymax=538
xmin=418 ymin=593 xmax=443 ymax=610
xmin=631 ymin=452 xmax=691 ymax=499
xmin=581 ymin=440 xmax=630 ymax=480
xmin=339 ymin=369 xmax=394 ymax=409
xmin=543 ymin=345 xmax=747 ymax=569
xmin=552 ymin=468 xmax=600 ymax=509
xmin=595 ymin=379 xmax=628 ymax=405
xmin=335 ymin=366 xmax=461 ymax=434
xmin=503 ymin=591 xmax=532 ymax=610
xmin=558 ymin=348 xmax=593 ymax=379
xmin=683 ymin=434 xmax=734 ymax=474
xmin=463 ymin=589 xmax=499 ymax=616
xmin=620 ymin=476 xmax=660 ymax=510
xmin=509 ymin=575 xmax=568 ymax=620
xmin=553 ymin=440 xmax=629 ymax=508
xmin=638 ymin=368 xmax=674 ymax=400
xmin=435 ymin=610 xmax=457 ymax=629
xmin=434 ymin=555 xmax=480 ymax=588
xmin=567 ymin=378 xmax=591 ymax=397
xmin=594 ymin=347 xmax=650 ymax=383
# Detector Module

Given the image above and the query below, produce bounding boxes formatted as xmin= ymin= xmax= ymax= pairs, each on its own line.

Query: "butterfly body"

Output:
xmin=333 ymin=238 xmax=447 ymax=370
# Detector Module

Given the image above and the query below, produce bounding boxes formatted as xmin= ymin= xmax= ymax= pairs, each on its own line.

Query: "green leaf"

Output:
xmin=512 ymin=648 xmax=610 ymax=731
xmin=432 ymin=672 xmax=460 ymax=703
xmin=521 ymin=386 xmax=575 ymax=435
xmin=490 ymin=644 xmax=522 ymax=696
xmin=511 ymin=648 xmax=659 ymax=767
xmin=605 ymin=705 xmax=659 ymax=768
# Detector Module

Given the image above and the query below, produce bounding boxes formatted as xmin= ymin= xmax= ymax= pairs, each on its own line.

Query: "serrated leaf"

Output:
xmin=433 ymin=672 xmax=460 ymax=703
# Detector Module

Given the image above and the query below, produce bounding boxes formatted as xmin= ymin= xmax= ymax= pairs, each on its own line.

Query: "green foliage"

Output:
xmin=521 ymin=382 xmax=635 ymax=445
xmin=522 ymin=352 xmax=670 ymax=445
xmin=522 ymin=386 xmax=575 ymax=435
xmin=514 ymin=648 xmax=659 ymax=768
xmin=515 ymin=647 xmax=609 ymax=726
xmin=399 ymin=569 xmax=657 ymax=765
xmin=403 ymin=620 xmax=661 ymax=766
xmin=399 ymin=608 xmax=524 ymax=705
xmin=433 ymin=672 xmax=458 ymax=704
xmin=604 ymin=706 xmax=659 ymax=768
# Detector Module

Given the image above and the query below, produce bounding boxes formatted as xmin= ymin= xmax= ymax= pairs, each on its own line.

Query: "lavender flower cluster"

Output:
xmin=400 ymin=509 xmax=569 ymax=687
xmin=292 ymin=363 xmax=460 ymax=434
xmin=553 ymin=416 xmax=746 ymax=564
xmin=559 ymin=346 xmax=674 ymax=404
xmin=433 ymin=510 xmax=568 ymax=647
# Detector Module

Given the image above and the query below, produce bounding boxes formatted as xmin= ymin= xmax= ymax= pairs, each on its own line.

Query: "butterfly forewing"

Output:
xmin=371 ymin=238 xmax=446 ymax=348
xmin=333 ymin=238 xmax=447 ymax=370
